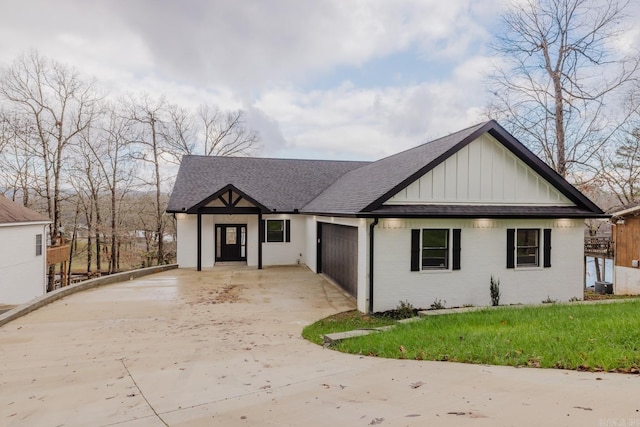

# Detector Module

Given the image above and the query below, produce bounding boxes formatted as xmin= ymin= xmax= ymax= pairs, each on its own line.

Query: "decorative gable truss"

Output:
xmin=188 ymin=185 xmax=267 ymax=215
xmin=207 ymin=189 xmax=259 ymax=209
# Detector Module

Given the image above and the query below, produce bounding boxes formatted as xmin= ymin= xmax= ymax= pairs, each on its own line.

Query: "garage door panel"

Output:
xmin=320 ymin=224 xmax=358 ymax=297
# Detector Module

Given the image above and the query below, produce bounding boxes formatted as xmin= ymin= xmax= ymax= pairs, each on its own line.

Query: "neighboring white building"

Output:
xmin=167 ymin=121 xmax=605 ymax=313
xmin=0 ymin=195 xmax=51 ymax=305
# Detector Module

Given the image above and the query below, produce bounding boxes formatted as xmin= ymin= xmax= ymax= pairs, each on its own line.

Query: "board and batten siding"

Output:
xmin=0 ymin=223 xmax=48 ymax=304
xmin=372 ymin=218 xmax=583 ymax=312
xmin=386 ymin=134 xmax=573 ymax=206
xmin=612 ymin=220 xmax=640 ymax=295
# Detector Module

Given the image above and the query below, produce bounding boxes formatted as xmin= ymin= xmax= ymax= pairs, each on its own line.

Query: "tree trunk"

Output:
xmin=110 ymin=187 xmax=117 ymax=273
xmin=552 ymin=73 xmax=566 ymax=177
xmin=151 ymin=120 xmax=165 ymax=265
xmin=594 ymin=257 xmax=602 ymax=282
xmin=95 ymin=202 xmax=102 ymax=275
xmin=86 ymin=208 xmax=93 ymax=274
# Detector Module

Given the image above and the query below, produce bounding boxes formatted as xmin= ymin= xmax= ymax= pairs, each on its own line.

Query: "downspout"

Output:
xmin=368 ymin=217 xmax=379 ymax=313
xmin=197 ymin=209 xmax=202 ymax=271
xmin=258 ymin=212 xmax=263 ymax=270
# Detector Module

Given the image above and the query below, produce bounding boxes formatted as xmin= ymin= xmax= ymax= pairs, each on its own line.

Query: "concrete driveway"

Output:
xmin=0 ymin=266 xmax=638 ymax=427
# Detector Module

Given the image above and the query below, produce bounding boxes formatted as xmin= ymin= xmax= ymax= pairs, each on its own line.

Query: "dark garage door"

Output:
xmin=319 ymin=223 xmax=358 ymax=297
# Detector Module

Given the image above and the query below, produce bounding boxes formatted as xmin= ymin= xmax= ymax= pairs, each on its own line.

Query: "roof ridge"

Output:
xmin=183 ymin=154 xmax=371 ymax=164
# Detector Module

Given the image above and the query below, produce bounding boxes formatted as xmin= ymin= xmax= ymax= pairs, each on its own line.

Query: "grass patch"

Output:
xmin=307 ymin=302 xmax=640 ymax=373
xmin=302 ymin=310 xmax=396 ymax=345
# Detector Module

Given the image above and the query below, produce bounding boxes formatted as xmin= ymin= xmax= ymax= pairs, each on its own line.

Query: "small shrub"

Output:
xmin=376 ymin=300 xmax=418 ymax=320
xmin=542 ymin=296 xmax=557 ymax=304
xmin=490 ymin=275 xmax=501 ymax=306
xmin=394 ymin=300 xmax=416 ymax=319
xmin=568 ymin=296 xmax=581 ymax=302
xmin=430 ymin=298 xmax=446 ymax=310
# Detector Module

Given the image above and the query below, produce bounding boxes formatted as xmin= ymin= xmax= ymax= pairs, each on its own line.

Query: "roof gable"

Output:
xmin=0 ymin=195 xmax=50 ymax=225
xmin=302 ymin=120 xmax=602 ymax=215
xmin=385 ymin=132 xmax=574 ymax=206
xmin=168 ymin=121 xmax=604 ymax=218
xmin=301 ymin=122 xmax=490 ymax=214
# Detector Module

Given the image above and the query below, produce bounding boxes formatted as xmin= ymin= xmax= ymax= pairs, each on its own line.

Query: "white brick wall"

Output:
xmin=371 ymin=218 xmax=584 ymax=312
xmin=176 ymin=214 xmax=305 ymax=268
xmin=177 ymin=214 xmax=585 ymax=313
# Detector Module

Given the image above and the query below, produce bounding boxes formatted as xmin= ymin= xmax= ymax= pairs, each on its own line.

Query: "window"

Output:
xmin=507 ymin=228 xmax=551 ymax=269
xmin=266 ymin=220 xmax=284 ymax=242
xmin=262 ymin=219 xmax=291 ymax=243
xmin=411 ymin=228 xmax=460 ymax=271
xmin=35 ymin=234 xmax=43 ymax=256
xmin=422 ymin=229 xmax=449 ymax=269
xmin=516 ymin=229 xmax=539 ymax=267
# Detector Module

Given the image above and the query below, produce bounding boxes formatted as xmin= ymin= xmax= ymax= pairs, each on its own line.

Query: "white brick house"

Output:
xmin=168 ymin=121 xmax=605 ymax=313
xmin=0 ymin=195 xmax=50 ymax=305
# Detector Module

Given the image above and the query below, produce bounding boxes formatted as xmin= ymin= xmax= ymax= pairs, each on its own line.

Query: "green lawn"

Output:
xmin=303 ymin=301 xmax=640 ymax=373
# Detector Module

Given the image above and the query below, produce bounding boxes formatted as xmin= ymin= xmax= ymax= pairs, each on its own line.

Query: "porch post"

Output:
xmin=197 ymin=210 xmax=202 ymax=271
xmin=258 ymin=212 xmax=263 ymax=269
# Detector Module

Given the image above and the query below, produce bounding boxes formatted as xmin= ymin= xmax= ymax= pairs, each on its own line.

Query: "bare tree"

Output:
xmin=199 ymin=106 xmax=259 ymax=156
xmin=0 ymin=50 xmax=101 ymax=242
xmin=487 ymin=0 xmax=638 ymax=178
xmin=0 ymin=112 xmax=9 ymax=155
xmin=0 ymin=112 xmax=39 ymax=205
xmin=69 ymin=129 xmax=106 ymax=277
xmin=126 ymin=93 xmax=171 ymax=266
xmin=87 ymin=102 xmax=137 ymax=273
xmin=163 ymin=104 xmax=260 ymax=162
xmin=597 ymin=126 xmax=640 ymax=206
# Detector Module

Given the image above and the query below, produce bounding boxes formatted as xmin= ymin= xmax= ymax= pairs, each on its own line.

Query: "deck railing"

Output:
xmin=584 ymin=237 xmax=613 ymax=258
xmin=47 ymin=245 xmax=70 ymax=265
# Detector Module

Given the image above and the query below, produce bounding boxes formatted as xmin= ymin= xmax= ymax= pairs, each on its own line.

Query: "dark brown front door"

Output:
xmin=216 ymin=224 xmax=246 ymax=262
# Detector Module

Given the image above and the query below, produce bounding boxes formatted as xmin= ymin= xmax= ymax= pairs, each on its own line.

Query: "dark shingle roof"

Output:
xmin=167 ymin=120 xmax=605 ymax=217
xmin=167 ymin=156 xmax=369 ymax=213
xmin=0 ymin=195 xmax=50 ymax=224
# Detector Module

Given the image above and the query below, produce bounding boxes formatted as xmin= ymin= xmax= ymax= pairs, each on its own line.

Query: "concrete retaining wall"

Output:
xmin=0 ymin=264 xmax=178 ymax=327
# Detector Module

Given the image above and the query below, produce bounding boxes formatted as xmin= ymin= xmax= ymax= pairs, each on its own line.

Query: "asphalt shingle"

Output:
xmin=0 ymin=195 xmax=50 ymax=224
xmin=167 ymin=156 xmax=369 ymax=213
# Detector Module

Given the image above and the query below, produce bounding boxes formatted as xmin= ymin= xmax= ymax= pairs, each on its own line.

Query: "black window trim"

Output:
xmin=508 ymin=228 xmax=550 ymax=269
xmin=516 ymin=228 xmax=539 ymax=268
xmin=421 ymin=228 xmax=450 ymax=270
xmin=411 ymin=228 xmax=461 ymax=272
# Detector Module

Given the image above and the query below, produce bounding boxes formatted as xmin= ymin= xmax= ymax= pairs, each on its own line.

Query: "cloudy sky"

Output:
xmin=1 ymin=0 xmax=638 ymax=161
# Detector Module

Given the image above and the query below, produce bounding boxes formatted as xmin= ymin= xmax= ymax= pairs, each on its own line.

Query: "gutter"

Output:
xmin=368 ymin=217 xmax=379 ymax=313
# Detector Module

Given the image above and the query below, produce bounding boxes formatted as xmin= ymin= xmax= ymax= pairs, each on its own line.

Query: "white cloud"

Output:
xmin=10 ymin=0 xmax=621 ymax=166
xmin=255 ymin=56 xmax=493 ymax=160
xmin=0 ymin=0 xmax=500 ymax=89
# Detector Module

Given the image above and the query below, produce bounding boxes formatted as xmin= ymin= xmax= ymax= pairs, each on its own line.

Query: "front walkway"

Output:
xmin=0 ymin=266 xmax=638 ymax=426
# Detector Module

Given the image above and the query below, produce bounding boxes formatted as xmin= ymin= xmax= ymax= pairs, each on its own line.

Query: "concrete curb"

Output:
xmin=0 ymin=264 xmax=178 ymax=327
